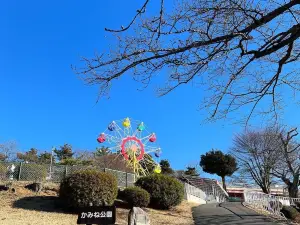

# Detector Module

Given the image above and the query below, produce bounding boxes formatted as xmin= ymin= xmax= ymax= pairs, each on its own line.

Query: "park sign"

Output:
xmin=77 ymin=206 xmax=116 ymax=225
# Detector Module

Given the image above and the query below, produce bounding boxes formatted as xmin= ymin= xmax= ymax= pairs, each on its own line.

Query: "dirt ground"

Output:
xmin=0 ymin=182 xmax=198 ymax=225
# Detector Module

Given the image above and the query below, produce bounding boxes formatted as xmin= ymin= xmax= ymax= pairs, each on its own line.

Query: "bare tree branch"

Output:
xmin=104 ymin=0 xmax=151 ymax=32
xmin=74 ymin=0 xmax=300 ymax=124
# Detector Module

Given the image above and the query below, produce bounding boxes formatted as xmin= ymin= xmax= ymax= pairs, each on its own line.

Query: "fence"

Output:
xmin=243 ymin=190 xmax=300 ymax=220
xmin=0 ymin=162 xmax=135 ymax=188
xmin=184 ymin=183 xmax=207 ymax=200
xmin=184 ymin=183 xmax=207 ymax=204
xmin=178 ymin=175 xmax=228 ymax=203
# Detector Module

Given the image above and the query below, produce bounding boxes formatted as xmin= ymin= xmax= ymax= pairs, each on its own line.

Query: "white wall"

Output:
xmin=184 ymin=183 xmax=207 ymax=204
xmin=185 ymin=192 xmax=206 ymax=204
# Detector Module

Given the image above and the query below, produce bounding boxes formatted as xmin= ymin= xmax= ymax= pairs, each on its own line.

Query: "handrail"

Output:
xmin=243 ymin=189 xmax=300 ymax=219
xmin=179 ymin=175 xmax=228 ymax=203
xmin=184 ymin=183 xmax=207 ymax=199
xmin=214 ymin=182 xmax=229 ymax=197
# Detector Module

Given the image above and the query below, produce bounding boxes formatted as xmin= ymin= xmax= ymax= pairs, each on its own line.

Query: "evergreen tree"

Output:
xmin=200 ymin=150 xmax=238 ymax=191
xmin=94 ymin=146 xmax=110 ymax=157
xmin=53 ymin=144 xmax=74 ymax=162
xmin=184 ymin=166 xmax=199 ymax=176
xmin=17 ymin=148 xmax=39 ymax=163
xmin=39 ymin=152 xmax=53 ymax=164
xmin=160 ymin=159 xmax=174 ymax=175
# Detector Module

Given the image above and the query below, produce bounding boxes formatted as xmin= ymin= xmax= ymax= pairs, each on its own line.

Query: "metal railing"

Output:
xmin=291 ymin=197 xmax=300 ymax=206
xmin=177 ymin=175 xmax=228 ymax=203
xmin=243 ymin=190 xmax=300 ymax=219
xmin=184 ymin=183 xmax=207 ymax=200
xmin=0 ymin=162 xmax=135 ymax=188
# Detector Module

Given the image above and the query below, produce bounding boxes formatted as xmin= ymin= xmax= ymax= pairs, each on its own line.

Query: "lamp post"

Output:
xmin=49 ymin=147 xmax=55 ymax=180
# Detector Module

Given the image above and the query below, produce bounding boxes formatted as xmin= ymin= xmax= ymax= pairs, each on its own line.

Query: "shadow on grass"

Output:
xmin=13 ymin=197 xmax=131 ymax=214
xmin=114 ymin=199 xmax=131 ymax=209
xmin=12 ymin=196 xmax=76 ymax=214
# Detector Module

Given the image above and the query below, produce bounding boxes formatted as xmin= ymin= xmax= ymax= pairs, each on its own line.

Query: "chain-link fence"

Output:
xmin=0 ymin=162 xmax=135 ymax=188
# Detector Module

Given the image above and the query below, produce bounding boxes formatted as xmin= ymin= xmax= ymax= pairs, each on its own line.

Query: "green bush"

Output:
xmin=20 ymin=164 xmax=47 ymax=181
xmin=59 ymin=169 xmax=118 ymax=209
xmin=123 ymin=187 xmax=150 ymax=208
xmin=281 ymin=206 xmax=299 ymax=220
xmin=135 ymin=174 xmax=184 ymax=209
xmin=118 ymin=188 xmax=125 ymax=200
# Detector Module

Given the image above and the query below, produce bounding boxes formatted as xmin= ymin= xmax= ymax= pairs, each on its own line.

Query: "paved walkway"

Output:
xmin=192 ymin=202 xmax=280 ymax=225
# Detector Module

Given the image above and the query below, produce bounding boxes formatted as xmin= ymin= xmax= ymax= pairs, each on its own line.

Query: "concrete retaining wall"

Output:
xmin=184 ymin=183 xmax=207 ymax=204
xmin=185 ymin=192 xmax=207 ymax=204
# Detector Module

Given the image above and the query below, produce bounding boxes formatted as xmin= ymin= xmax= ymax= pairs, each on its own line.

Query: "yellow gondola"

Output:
xmin=154 ymin=164 xmax=161 ymax=174
xmin=122 ymin=117 xmax=131 ymax=128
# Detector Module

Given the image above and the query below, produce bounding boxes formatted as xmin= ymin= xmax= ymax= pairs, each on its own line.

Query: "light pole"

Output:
xmin=49 ymin=147 xmax=55 ymax=180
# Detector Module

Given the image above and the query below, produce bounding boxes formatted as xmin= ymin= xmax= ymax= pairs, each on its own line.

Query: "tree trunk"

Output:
xmin=284 ymin=175 xmax=300 ymax=198
xmin=221 ymin=176 xmax=227 ymax=191
xmin=261 ymin=186 xmax=270 ymax=194
xmin=288 ymin=184 xmax=298 ymax=198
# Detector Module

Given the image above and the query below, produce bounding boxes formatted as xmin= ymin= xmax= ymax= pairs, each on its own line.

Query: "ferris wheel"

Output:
xmin=96 ymin=118 xmax=162 ymax=177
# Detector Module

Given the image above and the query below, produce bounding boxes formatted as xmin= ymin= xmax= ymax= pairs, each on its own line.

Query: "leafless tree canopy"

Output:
xmin=232 ymin=126 xmax=300 ymax=197
xmin=271 ymin=127 xmax=300 ymax=197
xmin=231 ymin=127 xmax=281 ymax=193
xmin=74 ymin=0 xmax=300 ymax=124
xmin=0 ymin=141 xmax=18 ymax=161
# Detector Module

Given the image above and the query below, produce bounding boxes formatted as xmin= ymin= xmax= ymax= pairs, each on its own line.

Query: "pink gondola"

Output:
xmin=149 ymin=133 xmax=156 ymax=142
xmin=97 ymin=133 xmax=106 ymax=143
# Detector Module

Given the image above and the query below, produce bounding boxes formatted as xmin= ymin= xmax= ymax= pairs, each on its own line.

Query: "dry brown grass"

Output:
xmin=0 ymin=181 xmax=198 ymax=225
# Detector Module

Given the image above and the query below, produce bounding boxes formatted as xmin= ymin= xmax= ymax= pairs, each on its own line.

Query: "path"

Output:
xmin=192 ymin=202 xmax=280 ymax=225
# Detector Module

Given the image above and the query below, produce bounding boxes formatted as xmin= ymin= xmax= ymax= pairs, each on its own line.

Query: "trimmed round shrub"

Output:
xmin=281 ymin=206 xmax=299 ymax=220
xmin=123 ymin=186 xmax=150 ymax=208
xmin=20 ymin=164 xmax=47 ymax=181
xmin=135 ymin=174 xmax=184 ymax=209
xmin=59 ymin=169 xmax=118 ymax=209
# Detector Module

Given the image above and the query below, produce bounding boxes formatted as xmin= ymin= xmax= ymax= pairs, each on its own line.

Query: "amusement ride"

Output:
xmin=97 ymin=118 xmax=162 ymax=177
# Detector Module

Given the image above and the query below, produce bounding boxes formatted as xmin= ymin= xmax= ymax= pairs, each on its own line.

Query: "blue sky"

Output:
xmin=1 ymin=1 xmax=300 ymax=177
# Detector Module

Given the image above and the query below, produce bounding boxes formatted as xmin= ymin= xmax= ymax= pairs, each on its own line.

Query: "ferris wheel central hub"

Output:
xmin=121 ymin=136 xmax=145 ymax=161
xmin=130 ymin=145 xmax=138 ymax=152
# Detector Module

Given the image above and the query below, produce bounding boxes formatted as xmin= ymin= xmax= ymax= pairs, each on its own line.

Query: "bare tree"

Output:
xmin=271 ymin=127 xmax=300 ymax=198
xmin=233 ymin=126 xmax=300 ymax=197
xmin=93 ymin=153 xmax=134 ymax=173
xmin=227 ymin=174 xmax=256 ymax=188
xmin=74 ymin=0 xmax=300 ymax=124
xmin=231 ymin=127 xmax=281 ymax=193
xmin=0 ymin=141 xmax=18 ymax=162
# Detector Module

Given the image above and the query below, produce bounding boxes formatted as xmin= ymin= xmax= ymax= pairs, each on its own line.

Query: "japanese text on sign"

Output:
xmin=80 ymin=211 xmax=113 ymax=218
xmin=77 ymin=206 xmax=116 ymax=224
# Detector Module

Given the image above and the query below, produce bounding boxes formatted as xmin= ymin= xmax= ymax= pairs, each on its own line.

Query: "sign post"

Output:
xmin=77 ymin=206 xmax=116 ymax=225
